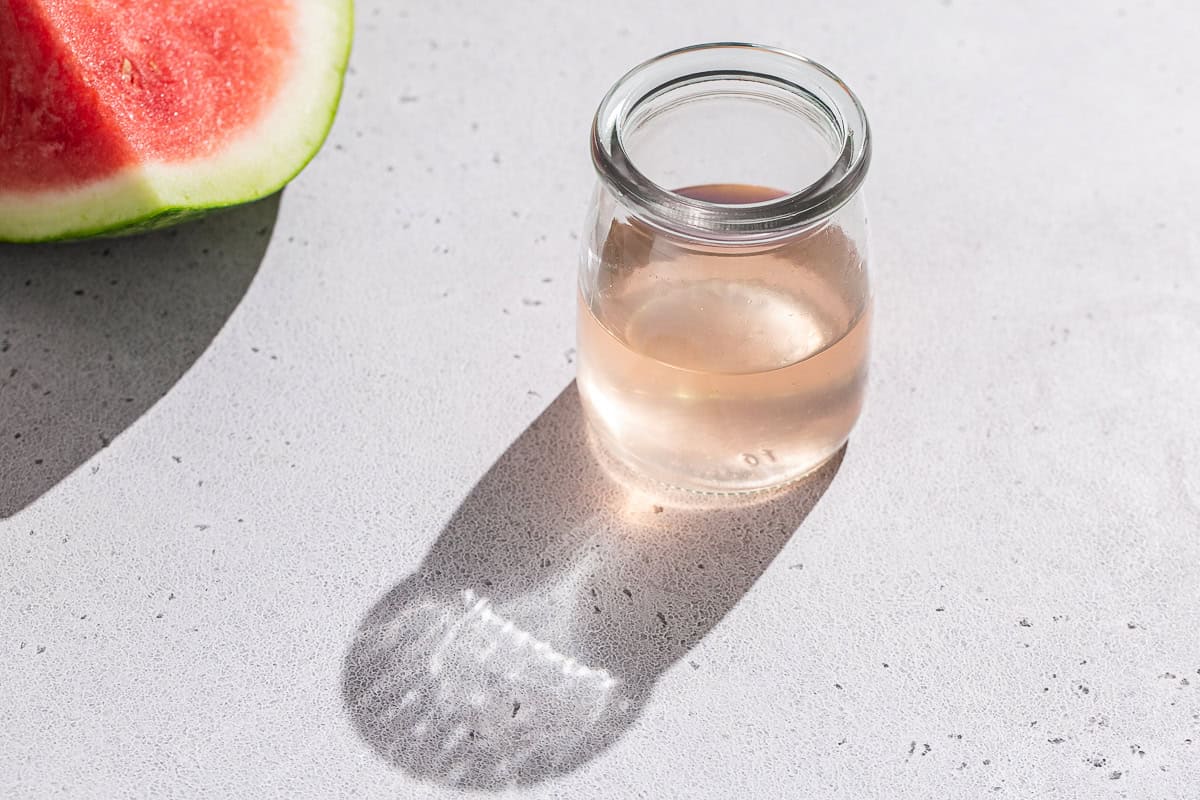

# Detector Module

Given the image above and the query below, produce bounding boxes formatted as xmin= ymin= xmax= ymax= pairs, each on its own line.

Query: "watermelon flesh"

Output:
xmin=0 ymin=0 xmax=352 ymax=241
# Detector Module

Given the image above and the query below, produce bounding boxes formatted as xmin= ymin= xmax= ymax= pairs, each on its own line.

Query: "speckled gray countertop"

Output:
xmin=2 ymin=1 xmax=1198 ymax=797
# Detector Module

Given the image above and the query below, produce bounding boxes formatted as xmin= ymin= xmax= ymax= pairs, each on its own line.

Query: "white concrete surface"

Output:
xmin=2 ymin=1 xmax=1199 ymax=797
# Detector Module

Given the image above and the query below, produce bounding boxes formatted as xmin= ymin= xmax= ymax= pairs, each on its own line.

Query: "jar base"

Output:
xmin=584 ymin=418 xmax=848 ymax=502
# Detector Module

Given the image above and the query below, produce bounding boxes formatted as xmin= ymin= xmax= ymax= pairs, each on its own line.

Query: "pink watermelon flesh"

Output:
xmin=0 ymin=0 xmax=351 ymax=240
xmin=0 ymin=1 xmax=291 ymax=191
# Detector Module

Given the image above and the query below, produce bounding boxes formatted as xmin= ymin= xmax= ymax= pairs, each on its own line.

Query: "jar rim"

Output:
xmin=590 ymin=42 xmax=871 ymax=242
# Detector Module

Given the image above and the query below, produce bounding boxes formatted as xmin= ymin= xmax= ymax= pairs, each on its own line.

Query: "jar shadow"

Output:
xmin=341 ymin=382 xmax=843 ymax=790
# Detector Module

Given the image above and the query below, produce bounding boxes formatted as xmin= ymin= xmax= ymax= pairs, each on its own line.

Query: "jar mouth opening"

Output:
xmin=591 ymin=43 xmax=871 ymax=243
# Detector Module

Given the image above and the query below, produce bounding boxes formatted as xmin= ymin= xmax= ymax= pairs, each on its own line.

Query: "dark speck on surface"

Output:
xmin=1048 ymin=737 xmax=1065 ymax=744
xmin=1019 ymin=618 xmax=1032 ymax=627
xmin=834 ymin=683 xmax=843 ymax=690
xmin=935 ymin=606 xmax=945 ymax=612
xmin=622 ymin=588 xmax=632 ymax=599
xmin=1109 ymin=771 xmax=1122 ymax=780
xmin=36 ymin=645 xmax=45 ymax=654
xmin=656 ymin=611 xmax=666 ymax=627
xmin=172 ymin=455 xmax=181 ymax=463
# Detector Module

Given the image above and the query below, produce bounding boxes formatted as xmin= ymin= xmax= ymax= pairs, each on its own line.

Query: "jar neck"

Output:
xmin=591 ymin=43 xmax=871 ymax=245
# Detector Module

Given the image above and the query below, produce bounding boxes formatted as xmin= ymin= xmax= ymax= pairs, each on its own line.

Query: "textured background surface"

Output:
xmin=2 ymin=1 xmax=1199 ymax=797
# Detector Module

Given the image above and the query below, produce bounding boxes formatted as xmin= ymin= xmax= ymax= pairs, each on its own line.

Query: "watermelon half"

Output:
xmin=0 ymin=0 xmax=352 ymax=242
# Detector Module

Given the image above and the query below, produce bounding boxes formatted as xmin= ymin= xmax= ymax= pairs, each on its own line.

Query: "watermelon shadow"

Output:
xmin=0 ymin=194 xmax=280 ymax=518
xmin=342 ymin=383 xmax=842 ymax=790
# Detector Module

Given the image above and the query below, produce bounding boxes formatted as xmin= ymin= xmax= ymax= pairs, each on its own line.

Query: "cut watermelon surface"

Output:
xmin=0 ymin=0 xmax=352 ymax=241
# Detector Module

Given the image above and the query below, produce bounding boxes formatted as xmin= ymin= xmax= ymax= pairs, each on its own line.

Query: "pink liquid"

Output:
xmin=578 ymin=184 xmax=870 ymax=492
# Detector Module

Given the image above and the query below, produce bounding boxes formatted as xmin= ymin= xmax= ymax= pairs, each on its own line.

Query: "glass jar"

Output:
xmin=577 ymin=43 xmax=872 ymax=494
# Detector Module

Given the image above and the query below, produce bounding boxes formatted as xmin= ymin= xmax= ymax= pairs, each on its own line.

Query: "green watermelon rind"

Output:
xmin=0 ymin=0 xmax=354 ymax=243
